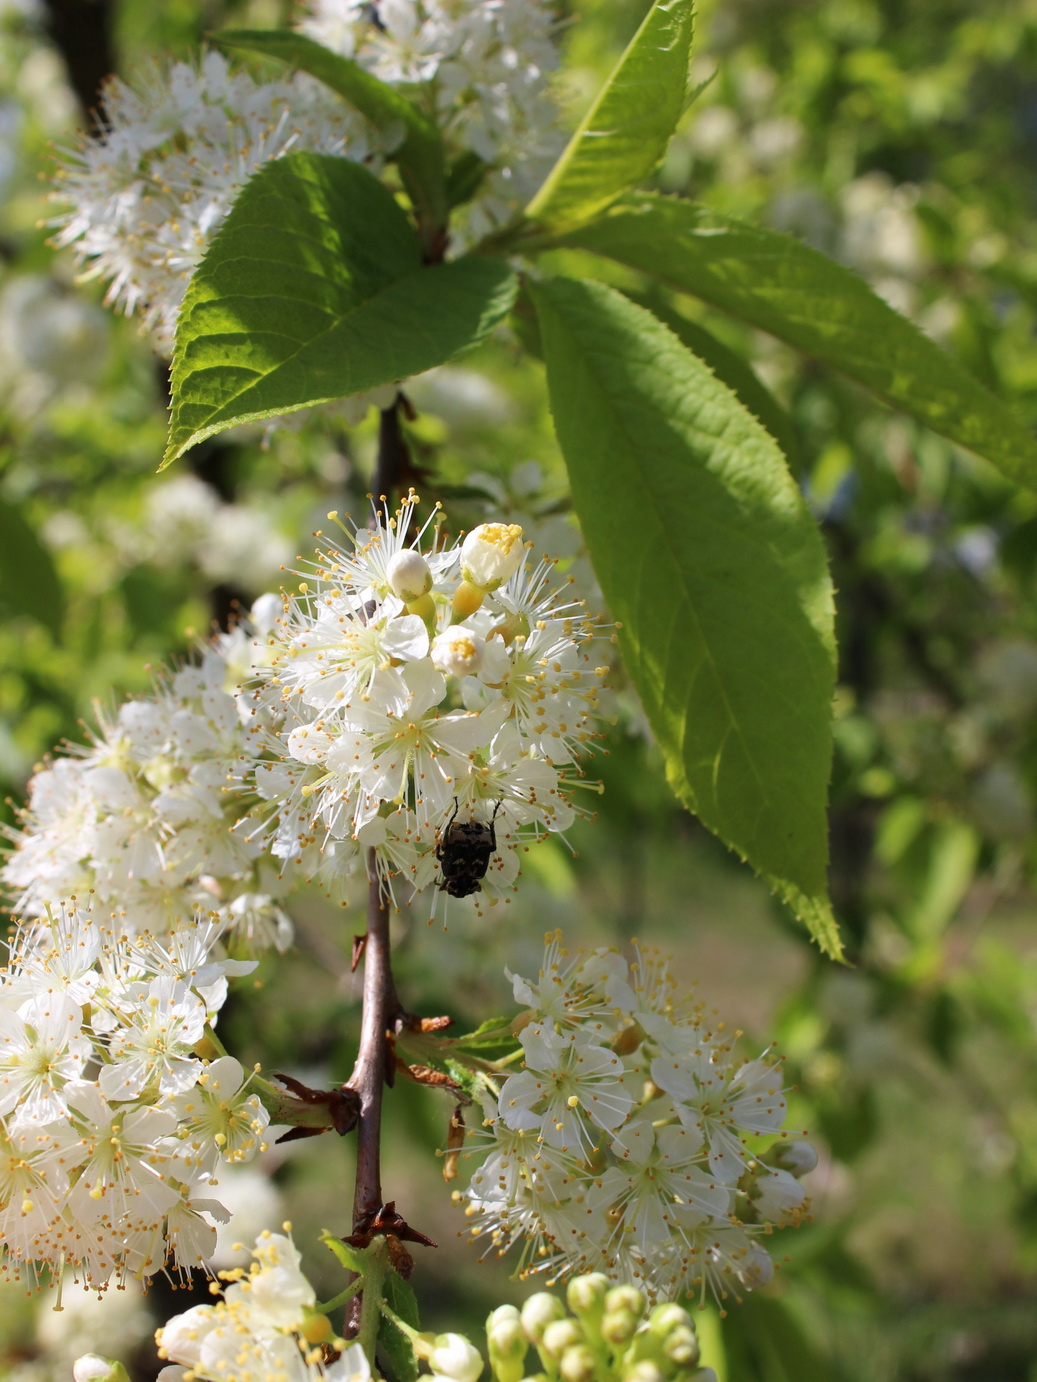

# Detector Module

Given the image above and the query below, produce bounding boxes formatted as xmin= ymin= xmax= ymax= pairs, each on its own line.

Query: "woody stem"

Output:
xmin=347 ymin=851 xmax=394 ymax=1228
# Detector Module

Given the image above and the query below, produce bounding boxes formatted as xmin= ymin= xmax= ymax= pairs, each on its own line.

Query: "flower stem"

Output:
xmin=355 ymin=1236 xmax=391 ymax=1364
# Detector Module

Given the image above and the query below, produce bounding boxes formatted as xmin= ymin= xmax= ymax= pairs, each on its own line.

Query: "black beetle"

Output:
xmin=435 ymin=799 xmax=503 ymax=897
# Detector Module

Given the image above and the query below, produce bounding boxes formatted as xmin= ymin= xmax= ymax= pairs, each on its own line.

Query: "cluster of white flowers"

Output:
xmin=458 ymin=933 xmax=816 ymax=1306
xmin=153 ymin=1228 xmax=369 ymax=1382
xmin=50 ymin=50 xmax=378 ymax=353
xmin=0 ymin=905 xmax=268 ymax=1289
xmin=243 ymin=497 xmax=606 ymax=911
xmin=3 ymin=501 xmax=604 ymax=934
xmin=2 ymin=614 xmax=295 ymax=951
xmin=299 ymin=0 xmax=564 ymax=242
xmin=51 ymin=0 xmax=562 ymax=366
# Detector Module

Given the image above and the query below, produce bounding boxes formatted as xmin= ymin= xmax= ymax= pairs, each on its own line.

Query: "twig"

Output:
xmin=375 ymin=395 xmax=412 ymax=499
xmin=345 ymin=849 xmax=395 ymax=1227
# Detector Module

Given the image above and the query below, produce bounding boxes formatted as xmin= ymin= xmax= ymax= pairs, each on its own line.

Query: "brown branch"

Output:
xmin=344 ymin=849 xmax=396 ymax=1227
xmin=374 ymin=396 xmax=412 ymax=501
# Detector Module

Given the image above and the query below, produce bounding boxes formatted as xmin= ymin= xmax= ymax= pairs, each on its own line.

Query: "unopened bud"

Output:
xmin=387 ymin=549 xmax=433 ymax=601
xmin=432 ymin=626 xmax=485 ymax=678
xmin=559 ymin=1344 xmax=598 ymax=1382
xmin=646 ymin=1303 xmax=693 ymax=1338
xmin=605 ymin=1286 xmax=646 ymax=1321
xmin=601 ymin=1307 xmax=638 ymax=1349
xmin=689 ymin=1371 xmax=719 ymax=1382
xmin=430 ymin=1332 xmax=484 ymax=1382
xmin=520 ymin=1292 xmax=566 ymax=1344
xmin=73 ymin=1359 xmax=131 ymax=1382
xmin=487 ymin=1305 xmax=528 ymax=1382
xmin=621 ymin=1363 xmax=666 ymax=1382
xmin=461 ymin=523 xmax=525 ymax=590
xmin=662 ymin=1326 xmax=700 ymax=1369
xmin=541 ymin=1319 xmax=583 ymax=1360
xmin=768 ymin=1139 xmax=818 ymax=1177
xmin=566 ymin=1272 xmax=609 ymax=1327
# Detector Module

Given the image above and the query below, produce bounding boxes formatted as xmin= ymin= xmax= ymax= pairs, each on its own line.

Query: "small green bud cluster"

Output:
xmin=478 ymin=1275 xmax=716 ymax=1382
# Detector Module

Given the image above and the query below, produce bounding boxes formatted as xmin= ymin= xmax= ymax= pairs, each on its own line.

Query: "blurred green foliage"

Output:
xmin=2 ymin=0 xmax=1037 ymax=1379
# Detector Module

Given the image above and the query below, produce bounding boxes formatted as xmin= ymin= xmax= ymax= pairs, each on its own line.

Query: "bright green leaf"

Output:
xmin=379 ymin=1270 xmax=421 ymax=1382
xmin=0 ymin=495 xmax=64 ymax=639
xmin=318 ymin=1229 xmax=364 ymax=1274
xmin=165 ymin=153 xmax=517 ymax=465
xmin=215 ymin=29 xmax=447 ymax=232
xmin=546 ymin=193 xmax=1037 ymax=492
xmin=531 ymin=277 xmax=841 ymax=957
xmin=378 ymin=1309 xmax=419 ymax=1382
xmin=522 ymin=0 xmax=694 ymax=232
xmin=627 ymin=290 xmax=800 ymax=464
xmin=382 ymin=1269 xmax=421 ymax=1329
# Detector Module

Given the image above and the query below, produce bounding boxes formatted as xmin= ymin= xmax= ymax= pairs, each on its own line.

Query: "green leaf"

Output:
xmin=446 ymin=150 xmax=489 ymax=211
xmin=546 ymin=193 xmax=1037 ymax=491
xmin=378 ymin=1310 xmax=419 ymax=1382
xmin=215 ymin=29 xmax=447 ymax=232
xmin=522 ymin=0 xmax=694 ymax=232
xmin=531 ymin=277 xmax=841 ymax=957
xmin=165 ymin=153 xmax=517 ymax=465
xmin=382 ymin=1269 xmax=420 ymax=1329
xmin=627 ymin=291 xmax=799 ymax=464
xmin=379 ymin=1271 xmax=421 ymax=1382
xmin=318 ymin=1229 xmax=364 ymax=1274
xmin=0 ymin=495 xmax=64 ymax=639
xmin=452 ymin=1015 xmax=519 ymax=1060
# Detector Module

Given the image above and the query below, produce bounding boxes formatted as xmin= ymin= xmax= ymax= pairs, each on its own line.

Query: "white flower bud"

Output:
xmin=605 ymin=1285 xmax=645 ymax=1320
xmin=541 ymin=1319 xmax=583 ymax=1360
xmin=387 ymin=549 xmax=433 ymax=601
xmin=621 ymin=1364 xmax=666 ymax=1382
xmin=690 ymin=1371 xmax=720 ymax=1382
xmin=430 ymin=1332 xmax=484 ymax=1382
xmin=460 ymin=523 xmax=525 ymax=590
xmin=487 ymin=1304 xmax=528 ymax=1382
xmin=646 ymin=1302 xmax=693 ymax=1338
xmin=601 ymin=1308 xmax=639 ymax=1349
xmin=770 ymin=1139 xmax=818 ymax=1177
xmin=662 ymin=1326 xmax=700 ymax=1369
xmin=520 ymin=1292 xmax=566 ymax=1343
xmin=559 ymin=1344 xmax=598 ymax=1382
xmin=73 ymin=1359 xmax=131 ymax=1382
xmin=431 ymin=626 xmax=485 ymax=677
xmin=564 ymin=1265 xmax=613 ymax=1321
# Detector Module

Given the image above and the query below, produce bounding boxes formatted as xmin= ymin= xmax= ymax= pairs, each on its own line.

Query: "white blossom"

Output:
xmin=298 ymin=0 xmax=565 ymax=242
xmin=0 ymin=907 xmax=265 ymax=1290
xmin=458 ymin=932 xmax=813 ymax=1306
xmin=240 ymin=497 xmax=605 ymax=909
xmin=156 ymin=1228 xmax=372 ymax=1382
xmin=2 ymin=611 xmax=297 ymax=950
xmin=50 ymin=51 xmax=380 ymax=353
